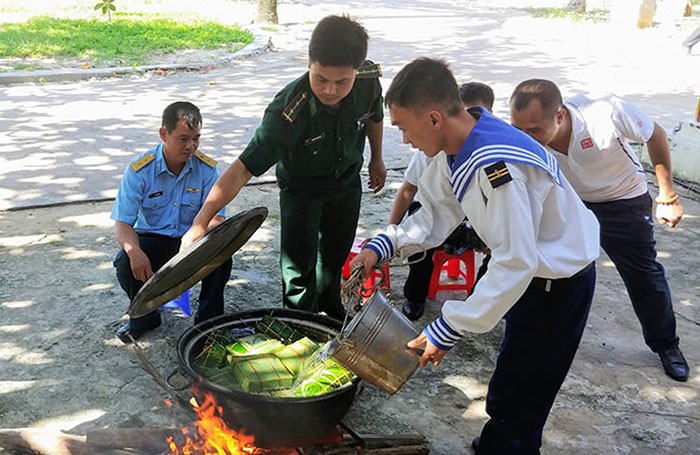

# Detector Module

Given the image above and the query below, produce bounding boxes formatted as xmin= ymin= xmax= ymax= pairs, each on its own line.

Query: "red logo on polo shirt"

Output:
xmin=580 ymin=137 xmax=594 ymax=149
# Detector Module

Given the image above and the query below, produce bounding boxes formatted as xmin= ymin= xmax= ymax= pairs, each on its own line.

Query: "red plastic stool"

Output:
xmin=427 ymin=249 xmax=475 ymax=299
xmin=341 ymin=237 xmax=390 ymax=296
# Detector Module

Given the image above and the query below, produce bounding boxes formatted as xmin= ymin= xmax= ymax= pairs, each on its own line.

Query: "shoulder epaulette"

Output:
xmin=194 ymin=150 xmax=217 ymax=168
xmin=129 ymin=153 xmax=155 ymax=172
xmin=356 ymin=61 xmax=382 ymax=79
xmin=484 ymin=160 xmax=513 ymax=188
xmin=282 ymin=91 xmax=309 ymax=123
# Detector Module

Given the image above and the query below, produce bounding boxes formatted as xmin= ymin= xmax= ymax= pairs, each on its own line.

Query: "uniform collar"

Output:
xmin=448 ymin=108 xmax=562 ymax=201
xmin=153 ymin=143 xmax=193 ymax=177
xmin=564 ymin=101 xmax=586 ymax=140
xmin=309 ymin=93 xmax=343 ymax=117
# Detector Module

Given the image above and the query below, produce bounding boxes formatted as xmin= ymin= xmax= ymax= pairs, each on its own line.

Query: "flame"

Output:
xmin=167 ymin=390 xmax=256 ymax=455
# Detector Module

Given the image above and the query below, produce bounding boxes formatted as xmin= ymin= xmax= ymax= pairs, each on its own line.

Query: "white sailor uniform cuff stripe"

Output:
xmin=365 ymin=234 xmax=394 ymax=261
xmin=424 ymin=317 xmax=462 ymax=350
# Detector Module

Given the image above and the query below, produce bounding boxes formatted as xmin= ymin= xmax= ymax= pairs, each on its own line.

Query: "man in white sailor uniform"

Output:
xmin=350 ymin=58 xmax=600 ymax=455
xmin=111 ymin=101 xmax=231 ymax=343
xmin=510 ymin=79 xmax=689 ymax=382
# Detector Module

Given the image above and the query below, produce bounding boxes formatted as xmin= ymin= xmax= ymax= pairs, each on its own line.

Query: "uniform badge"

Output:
xmin=282 ymin=91 xmax=309 ymax=124
xmin=185 ymin=188 xmax=202 ymax=193
xmin=355 ymin=111 xmax=374 ymax=131
xmin=580 ymin=137 xmax=594 ymax=149
xmin=148 ymin=191 xmax=163 ymax=198
xmin=485 ymin=161 xmax=512 ymax=188
xmin=304 ymin=133 xmax=324 ymax=146
xmin=356 ymin=61 xmax=382 ymax=79
xmin=129 ymin=153 xmax=155 ymax=172
xmin=194 ymin=150 xmax=217 ymax=168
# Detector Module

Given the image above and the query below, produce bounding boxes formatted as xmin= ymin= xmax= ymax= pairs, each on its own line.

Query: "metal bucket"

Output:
xmin=333 ymin=290 xmax=420 ymax=394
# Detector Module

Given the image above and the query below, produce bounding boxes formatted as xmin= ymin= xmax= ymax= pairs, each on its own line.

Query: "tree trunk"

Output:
xmin=611 ymin=0 xmax=656 ymax=29
xmin=637 ymin=0 xmax=656 ymax=28
xmin=567 ymin=0 xmax=586 ymax=12
xmin=256 ymin=0 xmax=278 ymax=24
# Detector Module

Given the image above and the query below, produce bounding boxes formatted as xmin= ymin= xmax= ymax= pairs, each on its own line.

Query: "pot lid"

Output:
xmin=129 ymin=207 xmax=268 ymax=319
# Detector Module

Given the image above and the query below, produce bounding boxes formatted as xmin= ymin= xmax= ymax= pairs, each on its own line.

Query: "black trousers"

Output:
xmin=403 ymin=246 xmax=438 ymax=304
xmin=476 ymin=264 xmax=596 ymax=455
xmin=113 ymin=233 xmax=232 ymax=330
xmin=585 ymin=193 xmax=678 ymax=352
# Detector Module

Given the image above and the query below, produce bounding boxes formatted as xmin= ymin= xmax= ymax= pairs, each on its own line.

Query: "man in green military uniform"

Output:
xmin=182 ymin=15 xmax=385 ymax=319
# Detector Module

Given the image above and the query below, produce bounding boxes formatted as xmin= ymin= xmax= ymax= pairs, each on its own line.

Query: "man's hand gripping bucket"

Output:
xmin=333 ymin=266 xmax=422 ymax=395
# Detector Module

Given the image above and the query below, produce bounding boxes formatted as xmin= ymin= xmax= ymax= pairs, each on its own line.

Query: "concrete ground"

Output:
xmin=0 ymin=0 xmax=699 ymax=454
xmin=0 ymin=177 xmax=698 ymax=455
xmin=1 ymin=0 xmax=698 ymax=211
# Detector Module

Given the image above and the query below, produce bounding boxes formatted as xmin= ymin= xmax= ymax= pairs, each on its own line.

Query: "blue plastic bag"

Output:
xmin=162 ymin=289 xmax=191 ymax=317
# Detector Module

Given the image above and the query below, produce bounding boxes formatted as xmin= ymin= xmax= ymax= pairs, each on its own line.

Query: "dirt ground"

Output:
xmin=1 ymin=1 xmax=699 ymax=452
xmin=1 ymin=170 xmax=699 ymax=454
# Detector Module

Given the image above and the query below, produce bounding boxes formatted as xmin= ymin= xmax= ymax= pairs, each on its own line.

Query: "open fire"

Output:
xmin=166 ymin=389 xmax=263 ymax=455
xmin=145 ymin=386 xmax=427 ymax=455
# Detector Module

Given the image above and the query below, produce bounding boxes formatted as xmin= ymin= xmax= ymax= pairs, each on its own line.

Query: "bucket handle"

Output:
xmin=130 ymin=340 xmax=196 ymax=420
xmin=341 ymin=266 xmax=365 ymax=313
xmin=166 ymin=368 xmax=195 ymax=391
xmin=345 ymin=262 xmax=390 ymax=297
xmin=393 ymin=244 xmax=428 ymax=267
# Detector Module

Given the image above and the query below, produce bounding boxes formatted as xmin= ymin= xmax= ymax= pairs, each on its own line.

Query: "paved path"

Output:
xmin=0 ymin=0 xmax=700 ymax=210
xmin=0 ymin=0 xmax=698 ymax=211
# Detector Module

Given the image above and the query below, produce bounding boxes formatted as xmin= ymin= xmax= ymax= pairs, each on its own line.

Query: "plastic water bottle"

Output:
xmin=163 ymin=289 xmax=191 ymax=317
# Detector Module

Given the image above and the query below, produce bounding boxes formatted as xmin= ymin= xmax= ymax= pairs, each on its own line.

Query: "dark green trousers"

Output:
xmin=279 ymin=176 xmax=361 ymax=320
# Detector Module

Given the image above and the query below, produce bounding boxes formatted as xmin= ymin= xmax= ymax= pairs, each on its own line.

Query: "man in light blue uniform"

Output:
xmin=111 ymin=101 xmax=231 ymax=343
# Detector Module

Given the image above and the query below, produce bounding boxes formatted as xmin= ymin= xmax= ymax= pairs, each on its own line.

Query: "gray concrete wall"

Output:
xmin=639 ymin=122 xmax=700 ymax=185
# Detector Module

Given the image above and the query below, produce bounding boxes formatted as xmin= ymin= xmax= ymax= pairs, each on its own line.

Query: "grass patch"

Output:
xmin=0 ymin=14 xmax=253 ymax=66
xmin=525 ymin=7 xmax=610 ymax=22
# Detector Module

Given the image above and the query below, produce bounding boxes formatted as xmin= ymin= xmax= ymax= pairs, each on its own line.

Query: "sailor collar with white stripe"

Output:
xmin=448 ymin=107 xmax=562 ymax=202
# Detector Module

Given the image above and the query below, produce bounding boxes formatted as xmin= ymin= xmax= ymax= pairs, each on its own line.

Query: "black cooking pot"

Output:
xmin=128 ymin=209 xmax=359 ymax=448
xmin=176 ymin=308 xmax=360 ymax=449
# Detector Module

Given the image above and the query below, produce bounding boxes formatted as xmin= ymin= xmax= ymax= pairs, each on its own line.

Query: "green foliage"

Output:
xmin=0 ymin=15 xmax=253 ymax=66
xmin=94 ymin=0 xmax=117 ymax=21
xmin=525 ymin=7 xmax=610 ymax=22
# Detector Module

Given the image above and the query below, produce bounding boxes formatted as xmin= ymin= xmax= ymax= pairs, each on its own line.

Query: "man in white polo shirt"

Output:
xmin=510 ymin=80 xmax=688 ymax=382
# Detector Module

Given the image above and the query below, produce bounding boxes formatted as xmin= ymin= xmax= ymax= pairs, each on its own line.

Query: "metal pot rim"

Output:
xmin=176 ymin=308 xmax=360 ymax=403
